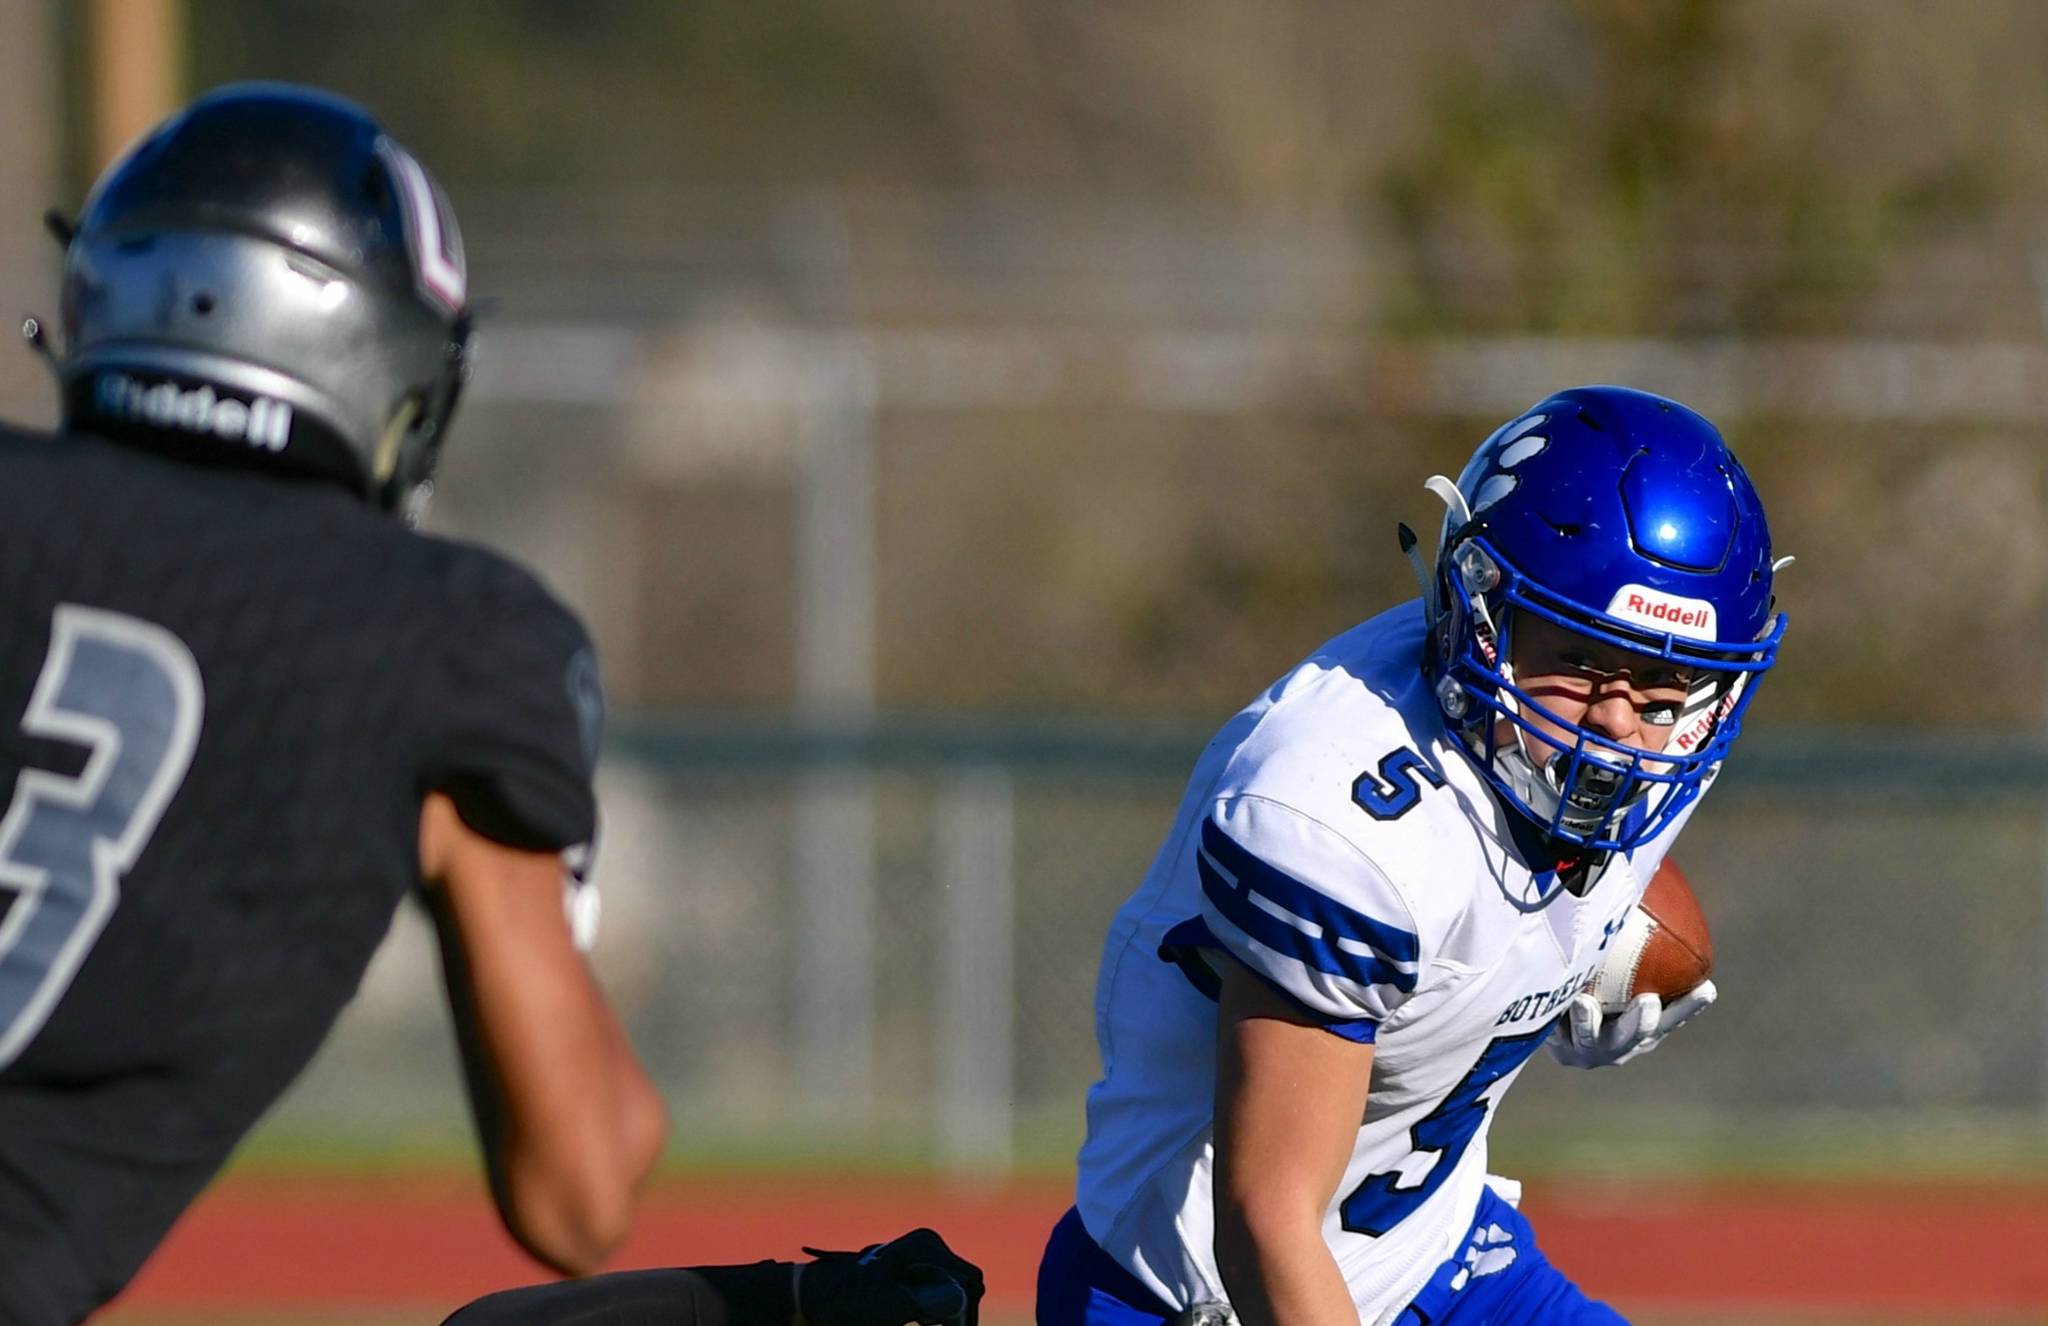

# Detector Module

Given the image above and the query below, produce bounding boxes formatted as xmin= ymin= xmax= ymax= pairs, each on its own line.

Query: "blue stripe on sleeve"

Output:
xmin=1197 ymin=817 xmax=1419 ymax=993
xmin=1158 ymin=917 xmax=1380 ymax=1041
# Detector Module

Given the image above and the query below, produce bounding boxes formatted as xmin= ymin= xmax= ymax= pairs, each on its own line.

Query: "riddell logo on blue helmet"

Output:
xmin=1604 ymin=585 xmax=1717 ymax=640
xmin=1429 ymin=386 xmax=1783 ymax=854
xmin=94 ymin=371 xmax=293 ymax=452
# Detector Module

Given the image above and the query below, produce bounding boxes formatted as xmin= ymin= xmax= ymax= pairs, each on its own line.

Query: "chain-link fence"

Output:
xmin=260 ymin=721 xmax=2048 ymax=1180
xmin=235 ymin=185 xmax=2048 ymax=1178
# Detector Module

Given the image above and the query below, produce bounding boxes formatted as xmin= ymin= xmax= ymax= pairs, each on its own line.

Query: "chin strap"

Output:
xmin=1417 ymin=471 xmax=1630 ymax=840
xmin=1425 ymin=478 xmax=1505 ymax=667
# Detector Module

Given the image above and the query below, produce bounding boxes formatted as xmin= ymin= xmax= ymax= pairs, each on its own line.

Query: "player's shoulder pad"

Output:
xmin=419 ymin=537 xmax=603 ymax=853
xmin=1236 ymin=661 xmax=1427 ymax=786
xmin=427 ymin=537 xmax=584 ymax=631
xmin=1223 ymin=643 xmax=1460 ymax=860
xmin=1198 ymin=794 xmax=1432 ymax=1024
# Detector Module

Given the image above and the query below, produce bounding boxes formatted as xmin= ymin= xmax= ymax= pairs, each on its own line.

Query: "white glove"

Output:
xmin=1545 ymin=980 xmax=1716 ymax=1069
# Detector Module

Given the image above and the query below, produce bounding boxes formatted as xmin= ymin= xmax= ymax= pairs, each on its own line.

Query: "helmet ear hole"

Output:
xmin=191 ymin=294 xmax=215 ymax=316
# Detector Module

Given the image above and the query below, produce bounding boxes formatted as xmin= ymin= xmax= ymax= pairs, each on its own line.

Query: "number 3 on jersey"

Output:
xmin=0 ymin=605 xmax=203 ymax=1068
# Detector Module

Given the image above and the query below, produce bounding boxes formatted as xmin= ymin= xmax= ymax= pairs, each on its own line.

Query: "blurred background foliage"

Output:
xmin=49 ymin=0 xmax=2016 ymax=731
xmin=1 ymin=0 xmax=2037 ymax=734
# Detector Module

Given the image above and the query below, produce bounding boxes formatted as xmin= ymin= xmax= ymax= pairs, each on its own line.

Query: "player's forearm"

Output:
xmin=425 ymin=873 xmax=642 ymax=1273
xmin=438 ymin=935 xmax=636 ymax=1273
xmin=1210 ymin=964 xmax=1373 ymax=1326
xmin=1214 ymin=1201 xmax=1358 ymax=1326
xmin=596 ymin=988 xmax=668 ymax=1189
xmin=442 ymin=1259 xmax=798 ymax=1326
xmin=487 ymin=994 xmax=646 ymax=1272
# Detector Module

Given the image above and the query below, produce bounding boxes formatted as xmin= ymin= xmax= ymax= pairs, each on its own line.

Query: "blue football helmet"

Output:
xmin=1423 ymin=385 xmax=1786 ymax=853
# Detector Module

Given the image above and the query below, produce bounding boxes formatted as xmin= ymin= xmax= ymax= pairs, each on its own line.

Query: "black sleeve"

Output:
xmin=441 ymin=1261 xmax=795 ymax=1326
xmin=425 ymin=550 xmax=604 ymax=853
xmin=441 ymin=1229 xmax=983 ymax=1326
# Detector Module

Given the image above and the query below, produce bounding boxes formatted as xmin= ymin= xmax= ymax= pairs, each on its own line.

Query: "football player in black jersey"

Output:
xmin=0 ymin=83 xmax=978 ymax=1326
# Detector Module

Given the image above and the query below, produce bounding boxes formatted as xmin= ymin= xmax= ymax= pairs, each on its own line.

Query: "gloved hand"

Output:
xmin=798 ymin=1227 xmax=985 ymax=1326
xmin=1545 ymin=980 xmax=1716 ymax=1070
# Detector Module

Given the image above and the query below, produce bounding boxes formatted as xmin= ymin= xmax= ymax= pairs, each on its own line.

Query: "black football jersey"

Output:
xmin=0 ymin=426 xmax=602 ymax=1323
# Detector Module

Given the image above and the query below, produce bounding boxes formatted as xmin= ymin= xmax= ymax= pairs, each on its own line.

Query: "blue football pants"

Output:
xmin=1036 ymin=1190 xmax=1627 ymax=1326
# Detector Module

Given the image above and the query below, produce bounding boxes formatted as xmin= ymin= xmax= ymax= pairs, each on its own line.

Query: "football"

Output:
xmin=1585 ymin=858 xmax=1714 ymax=1015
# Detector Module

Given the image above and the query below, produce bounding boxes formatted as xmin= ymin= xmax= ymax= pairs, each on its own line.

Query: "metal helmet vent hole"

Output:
xmin=191 ymin=294 xmax=215 ymax=316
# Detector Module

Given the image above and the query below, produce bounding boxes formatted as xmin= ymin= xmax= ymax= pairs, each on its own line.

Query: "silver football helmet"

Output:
xmin=44 ymin=82 xmax=471 ymax=517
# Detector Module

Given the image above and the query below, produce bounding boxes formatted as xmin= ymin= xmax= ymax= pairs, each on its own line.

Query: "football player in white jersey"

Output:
xmin=1037 ymin=386 xmax=1786 ymax=1326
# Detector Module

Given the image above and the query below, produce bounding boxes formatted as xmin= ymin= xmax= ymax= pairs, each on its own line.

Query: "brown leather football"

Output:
xmin=1586 ymin=857 xmax=1714 ymax=1013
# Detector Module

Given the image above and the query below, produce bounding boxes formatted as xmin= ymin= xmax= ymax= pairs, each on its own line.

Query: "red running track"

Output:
xmin=105 ymin=1175 xmax=2048 ymax=1320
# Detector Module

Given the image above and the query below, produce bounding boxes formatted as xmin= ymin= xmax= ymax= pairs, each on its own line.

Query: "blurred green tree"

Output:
xmin=187 ymin=0 xmax=943 ymax=191
xmin=1374 ymin=0 xmax=1973 ymax=337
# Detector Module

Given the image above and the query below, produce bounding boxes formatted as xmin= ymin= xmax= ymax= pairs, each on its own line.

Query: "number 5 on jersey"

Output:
xmin=1352 ymin=748 xmax=1446 ymax=821
xmin=0 ymin=605 xmax=203 ymax=1068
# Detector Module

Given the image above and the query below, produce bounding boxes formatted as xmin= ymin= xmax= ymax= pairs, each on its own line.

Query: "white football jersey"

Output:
xmin=1072 ymin=602 xmax=1698 ymax=1325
